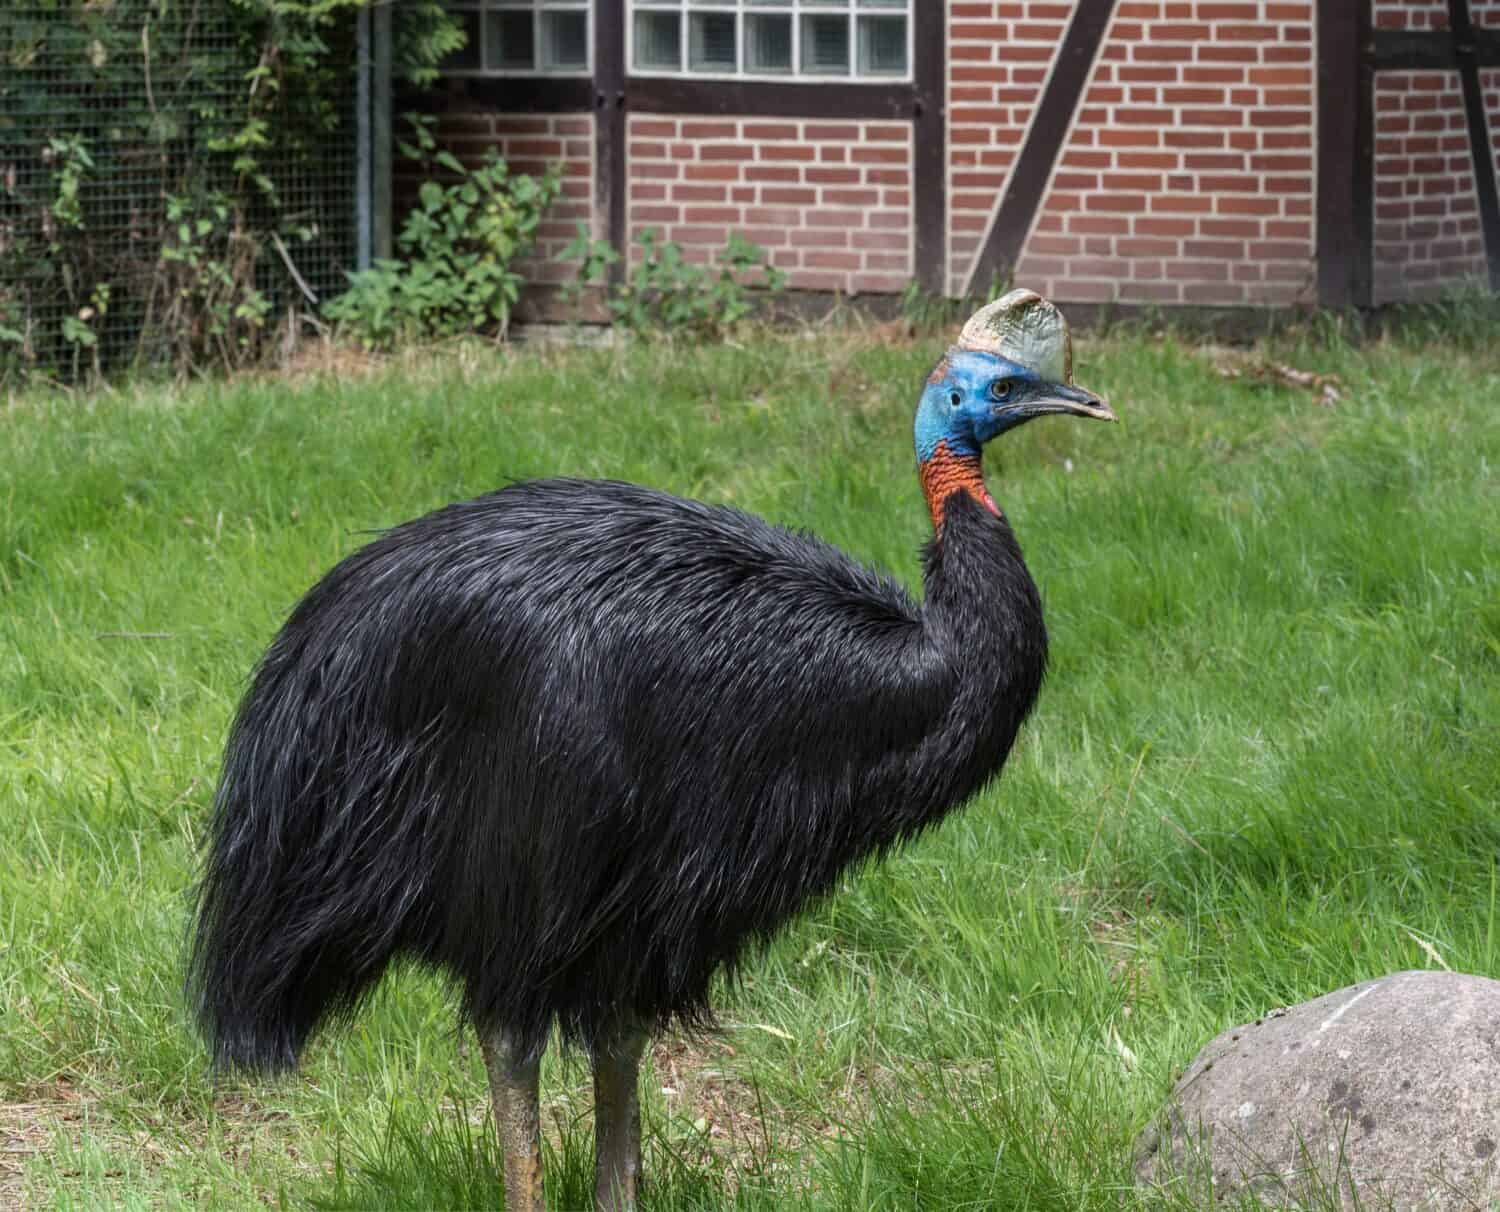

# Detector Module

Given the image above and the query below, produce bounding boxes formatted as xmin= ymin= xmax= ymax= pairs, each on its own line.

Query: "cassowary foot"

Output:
xmin=592 ymin=1028 xmax=647 ymax=1212
xmin=482 ymin=1029 xmax=544 ymax=1212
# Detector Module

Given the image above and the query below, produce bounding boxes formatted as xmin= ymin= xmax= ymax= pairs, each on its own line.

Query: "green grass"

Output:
xmin=2 ymin=317 xmax=1497 ymax=1210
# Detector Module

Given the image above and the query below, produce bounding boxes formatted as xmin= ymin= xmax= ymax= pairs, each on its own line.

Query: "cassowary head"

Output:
xmin=915 ymin=289 xmax=1115 ymax=464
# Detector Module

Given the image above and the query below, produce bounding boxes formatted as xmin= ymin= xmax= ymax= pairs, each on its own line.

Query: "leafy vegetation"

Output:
xmin=0 ymin=0 xmax=463 ymax=381
xmin=325 ymin=119 xmax=560 ymax=349
xmin=566 ymin=227 xmax=786 ymax=338
xmin=1 ymin=318 xmax=1497 ymax=1209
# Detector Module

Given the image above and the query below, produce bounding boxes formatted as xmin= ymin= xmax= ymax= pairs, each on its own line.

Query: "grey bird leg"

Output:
xmin=592 ymin=1027 xmax=648 ymax=1212
xmin=481 ymin=1029 xmax=544 ymax=1212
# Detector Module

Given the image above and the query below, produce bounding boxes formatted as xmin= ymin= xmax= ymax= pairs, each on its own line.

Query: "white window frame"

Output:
xmin=443 ymin=1 xmax=594 ymax=77
xmin=627 ymin=1 xmax=914 ymax=84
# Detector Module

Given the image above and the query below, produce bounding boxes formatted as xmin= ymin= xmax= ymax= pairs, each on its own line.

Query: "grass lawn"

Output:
xmin=2 ymin=313 xmax=1497 ymax=1210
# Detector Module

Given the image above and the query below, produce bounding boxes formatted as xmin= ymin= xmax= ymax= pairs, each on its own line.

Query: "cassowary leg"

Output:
xmin=481 ymin=1029 xmax=544 ymax=1212
xmin=592 ymin=1027 xmax=647 ymax=1212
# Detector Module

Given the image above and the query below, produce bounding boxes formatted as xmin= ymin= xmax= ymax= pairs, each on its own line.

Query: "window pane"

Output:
xmin=800 ymin=14 xmax=849 ymax=73
xmin=634 ymin=11 xmax=683 ymax=69
xmin=689 ymin=12 xmax=736 ymax=70
xmin=442 ymin=9 xmax=481 ymax=70
xmin=542 ymin=9 xmax=588 ymax=69
xmin=486 ymin=10 xmax=535 ymax=70
xmin=857 ymin=14 xmax=904 ymax=75
xmin=745 ymin=13 xmax=792 ymax=72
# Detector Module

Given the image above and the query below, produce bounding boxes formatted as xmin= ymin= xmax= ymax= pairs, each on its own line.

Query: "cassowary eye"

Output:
xmin=949 ymin=391 xmax=962 ymax=408
xmin=990 ymin=379 xmax=1013 ymax=402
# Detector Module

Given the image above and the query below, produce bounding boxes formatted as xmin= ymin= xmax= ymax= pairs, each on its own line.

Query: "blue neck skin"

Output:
xmin=914 ymin=350 xmax=1040 ymax=464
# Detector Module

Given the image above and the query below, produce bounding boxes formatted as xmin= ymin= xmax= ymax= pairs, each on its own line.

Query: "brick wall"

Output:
xmin=398 ymin=110 xmax=595 ymax=288
xmin=956 ymin=0 xmax=1317 ymax=307
xmin=1372 ymin=72 xmax=1488 ymax=302
xmin=625 ymin=116 xmax=913 ymax=295
xmin=947 ymin=2 xmax=1074 ymax=296
xmin=1372 ymin=0 xmax=1449 ymax=29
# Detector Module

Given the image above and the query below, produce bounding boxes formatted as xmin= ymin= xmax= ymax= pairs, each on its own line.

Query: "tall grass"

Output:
xmin=1 ymin=316 xmax=1496 ymax=1209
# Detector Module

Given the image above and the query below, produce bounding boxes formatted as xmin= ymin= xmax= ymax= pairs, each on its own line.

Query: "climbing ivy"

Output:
xmin=0 ymin=0 xmax=464 ymax=380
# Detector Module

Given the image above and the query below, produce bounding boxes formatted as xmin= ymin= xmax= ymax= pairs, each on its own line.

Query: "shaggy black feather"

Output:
xmin=189 ymin=477 xmax=1046 ymax=1071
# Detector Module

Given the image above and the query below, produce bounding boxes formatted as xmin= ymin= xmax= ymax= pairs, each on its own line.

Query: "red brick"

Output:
xmin=1099 ymin=128 xmax=1163 ymax=146
xmin=1199 ymin=174 xmax=1260 ymax=192
xmin=1117 ymin=236 xmax=1180 ymax=258
xmin=684 ymin=164 xmax=741 ymax=181
xmin=743 ymin=123 xmax=799 ymax=140
xmin=1029 ymin=235 xmax=1085 ymax=256
xmin=760 ymin=187 xmax=819 ymax=205
xmin=701 ymin=144 xmax=756 ymax=162
xmin=851 ymin=230 xmax=910 ymax=251
xmin=850 ymin=146 xmax=911 ymax=164
xmin=1068 ymin=215 xmax=1133 ymax=234
xmin=1132 ymin=214 xmax=1198 ymax=238
xmin=1103 ymin=171 xmax=1164 ymax=190
xmin=1216 ymin=195 xmax=1280 ymax=214
xmin=744 ymin=206 xmax=803 ymax=226
xmin=792 ymin=228 xmax=847 ymax=248
xmin=805 ymin=209 xmax=873 ymax=229
xmin=671 ymin=225 xmax=730 ymax=246
xmin=761 ymin=144 xmax=817 ymax=162
xmin=822 ymin=188 xmax=882 ymax=207
xmin=805 ymin=123 xmax=861 ymax=140
xmin=684 ymin=206 xmax=741 ymax=223
xmin=672 ymin=184 xmax=727 ymax=202
xmin=1184 ymin=239 xmax=1245 ymax=257
xmin=745 ymin=165 xmax=801 ymax=183
xmin=680 ymin=122 xmax=738 ymax=139
xmin=1250 ymin=109 xmax=1309 ymax=127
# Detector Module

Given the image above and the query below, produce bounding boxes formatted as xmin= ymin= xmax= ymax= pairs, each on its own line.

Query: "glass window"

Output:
xmin=628 ymin=1 xmax=910 ymax=80
xmin=442 ymin=2 xmax=592 ymax=75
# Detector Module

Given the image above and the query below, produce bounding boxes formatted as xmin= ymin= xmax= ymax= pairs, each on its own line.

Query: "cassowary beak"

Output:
xmin=1025 ymin=382 xmax=1117 ymax=423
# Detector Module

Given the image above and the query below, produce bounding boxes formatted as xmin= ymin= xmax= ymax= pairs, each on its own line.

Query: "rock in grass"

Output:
xmin=1135 ymin=970 xmax=1500 ymax=1210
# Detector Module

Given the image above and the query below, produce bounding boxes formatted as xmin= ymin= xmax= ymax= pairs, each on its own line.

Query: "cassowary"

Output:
xmin=189 ymin=290 xmax=1115 ymax=1211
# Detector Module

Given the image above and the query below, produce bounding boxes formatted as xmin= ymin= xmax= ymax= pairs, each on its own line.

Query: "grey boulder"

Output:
xmin=1135 ymin=970 xmax=1500 ymax=1210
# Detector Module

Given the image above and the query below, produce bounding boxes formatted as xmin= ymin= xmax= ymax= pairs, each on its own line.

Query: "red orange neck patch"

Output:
xmin=918 ymin=442 xmax=1000 ymax=532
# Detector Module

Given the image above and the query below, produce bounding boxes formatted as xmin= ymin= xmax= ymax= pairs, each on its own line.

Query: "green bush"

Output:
xmin=325 ymin=119 xmax=560 ymax=348
xmin=564 ymin=226 xmax=785 ymax=338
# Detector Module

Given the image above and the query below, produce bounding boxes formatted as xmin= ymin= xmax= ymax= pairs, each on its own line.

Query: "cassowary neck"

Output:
xmin=918 ymin=442 xmax=1000 ymax=532
xmin=919 ymin=478 xmax=1047 ymax=777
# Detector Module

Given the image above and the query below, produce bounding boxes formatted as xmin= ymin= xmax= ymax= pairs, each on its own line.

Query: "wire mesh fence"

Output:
xmin=1 ymin=1 xmax=360 ymax=381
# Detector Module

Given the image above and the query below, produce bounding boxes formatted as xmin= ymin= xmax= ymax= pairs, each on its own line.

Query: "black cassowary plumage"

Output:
xmin=189 ymin=289 xmax=1115 ymax=1209
xmin=190 ymin=477 xmax=1044 ymax=1070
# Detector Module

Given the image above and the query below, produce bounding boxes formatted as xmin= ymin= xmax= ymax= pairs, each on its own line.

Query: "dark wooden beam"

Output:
xmin=1354 ymin=0 xmax=1375 ymax=308
xmin=1447 ymin=0 xmax=1500 ymax=290
xmin=1370 ymin=25 xmax=1500 ymax=69
xmin=594 ymin=0 xmax=627 ymax=273
xmin=911 ymin=8 xmax=945 ymax=293
xmin=1318 ymin=0 xmax=1365 ymax=306
xmin=626 ymin=78 xmax=911 ymax=120
xmin=967 ymin=0 xmax=1118 ymax=293
xmin=405 ymin=78 xmax=595 ymax=113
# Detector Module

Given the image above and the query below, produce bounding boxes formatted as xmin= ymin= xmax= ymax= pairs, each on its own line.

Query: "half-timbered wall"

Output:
xmin=1368 ymin=1 xmax=1500 ymax=301
xmin=413 ymin=1 xmax=1500 ymax=313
